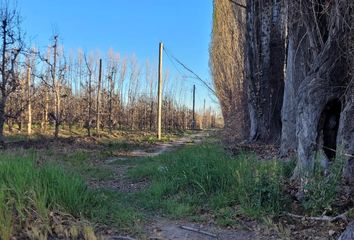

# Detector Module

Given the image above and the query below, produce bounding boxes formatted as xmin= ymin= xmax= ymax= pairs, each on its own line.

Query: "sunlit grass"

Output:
xmin=128 ymin=143 xmax=294 ymax=224
xmin=0 ymin=152 xmax=141 ymax=238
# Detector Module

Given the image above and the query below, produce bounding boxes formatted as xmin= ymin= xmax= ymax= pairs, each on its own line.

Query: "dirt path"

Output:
xmin=145 ymin=218 xmax=257 ymax=240
xmin=108 ymin=131 xmax=207 ymax=161
xmin=90 ymin=131 xmax=208 ymax=192
xmin=98 ymin=131 xmax=261 ymax=240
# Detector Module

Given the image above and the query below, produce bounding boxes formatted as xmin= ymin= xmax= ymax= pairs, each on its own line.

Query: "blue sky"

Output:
xmin=17 ymin=0 xmax=217 ymax=111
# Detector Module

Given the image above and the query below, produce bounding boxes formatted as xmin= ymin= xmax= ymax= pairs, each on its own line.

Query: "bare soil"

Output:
xmin=144 ymin=218 xmax=256 ymax=240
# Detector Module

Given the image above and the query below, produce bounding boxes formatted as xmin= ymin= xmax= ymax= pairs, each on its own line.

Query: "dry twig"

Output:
xmin=285 ymin=211 xmax=349 ymax=223
xmin=180 ymin=225 xmax=218 ymax=238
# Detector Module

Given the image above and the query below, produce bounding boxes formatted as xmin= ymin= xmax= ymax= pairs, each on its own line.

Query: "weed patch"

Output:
xmin=301 ymin=156 xmax=344 ymax=215
xmin=129 ymin=144 xmax=293 ymax=220
xmin=0 ymin=153 xmax=141 ymax=238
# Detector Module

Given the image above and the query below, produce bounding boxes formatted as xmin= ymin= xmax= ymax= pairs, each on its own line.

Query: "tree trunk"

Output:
xmin=43 ymin=88 xmax=49 ymax=133
xmin=246 ymin=0 xmax=285 ymax=142
xmin=96 ymin=59 xmax=102 ymax=136
xmin=339 ymin=12 xmax=354 ymax=183
xmin=339 ymin=90 xmax=354 ymax=184
xmin=337 ymin=1 xmax=354 ymax=185
xmin=280 ymin=1 xmax=308 ymax=156
xmin=87 ymin=75 xmax=92 ymax=137
xmin=0 ymin=96 xmax=5 ymax=145
xmin=27 ymin=67 xmax=32 ymax=136
xmin=290 ymin=0 xmax=352 ymax=179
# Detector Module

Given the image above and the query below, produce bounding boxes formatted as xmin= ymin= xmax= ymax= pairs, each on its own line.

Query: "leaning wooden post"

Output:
xmin=96 ymin=58 xmax=102 ymax=137
xmin=27 ymin=66 xmax=32 ymax=135
xmin=157 ymin=42 xmax=163 ymax=140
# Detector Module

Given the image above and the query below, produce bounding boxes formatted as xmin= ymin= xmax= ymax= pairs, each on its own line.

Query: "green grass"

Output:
xmin=301 ymin=155 xmax=344 ymax=215
xmin=1 ymin=129 xmax=344 ymax=237
xmin=128 ymin=144 xmax=294 ymax=223
xmin=0 ymin=152 xmax=141 ymax=238
xmin=127 ymin=141 xmax=344 ymax=223
xmin=42 ymin=150 xmax=115 ymax=181
xmin=101 ymin=139 xmax=144 ymax=151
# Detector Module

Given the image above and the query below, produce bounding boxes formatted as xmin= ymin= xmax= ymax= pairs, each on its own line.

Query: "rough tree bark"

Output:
xmin=338 ymin=5 xmax=354 ymax=184
xmin=280 ymin=0 xmax=308 ymax=156
xmin=245 ymin=0 xmax=285 ymax=142
xmin=339 ymin=85 xmax=354 ymax=184
xmin=289 ymin=0 xmax=353 ymax=179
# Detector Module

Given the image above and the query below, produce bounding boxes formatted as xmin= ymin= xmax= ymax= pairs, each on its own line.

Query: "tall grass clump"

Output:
xmin=0 ymin=153 xmax=97 ymax=237
xmin=0 ymin=152 xmax=140 ymax=238
xmin=233 ymin=156 xmax=290 ymax=217
xmin=130 ymin=144 xmax=293 ymax=219
xmin=0 ymin=155 xmax=97 ymax=214
xmin=301 ymin=155 xmax=344 ymax=215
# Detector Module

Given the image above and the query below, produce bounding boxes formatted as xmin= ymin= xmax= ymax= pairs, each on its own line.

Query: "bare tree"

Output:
xmin=106 ymin=50 xmax=119 ymax=133
xmin=116 ymin=56 xmax=126 ymax=129
xmin=83 ymin=52 xmax=95 ymax=136
xmin=39 ymin=35 xmax=67 ymax=137
xmin=0 ymin=1 xmax=24 ymax=144
xmin=127 ymin=55 xmax=141 ymax=130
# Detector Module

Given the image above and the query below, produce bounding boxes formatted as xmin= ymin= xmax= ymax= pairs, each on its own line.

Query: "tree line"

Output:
xmin=0 ymin=2 xmax=219 ymax=144
xmin=211 ymin=0 xmax=353 ymax=183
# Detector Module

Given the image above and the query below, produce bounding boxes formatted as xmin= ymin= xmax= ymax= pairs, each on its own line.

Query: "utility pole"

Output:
xmin=96 ymin=58 xmax=102 ymax=137
xmin=192 ymin=84 xmax=196 ymax=129
xmin=27 ymin=66 xmax=32 ymax=135
xmin=157 ymin=42 xmax=163 ymax=140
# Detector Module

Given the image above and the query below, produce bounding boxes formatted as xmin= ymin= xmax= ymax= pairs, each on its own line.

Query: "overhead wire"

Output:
xmin=163 ymin=46 xmax=186 ymax=79
xmin=163 ymin=46 xmax=217 ymax=96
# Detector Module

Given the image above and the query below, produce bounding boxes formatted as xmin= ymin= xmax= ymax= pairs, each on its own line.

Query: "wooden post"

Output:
xmin=96 ymin=58 xmax=102 ymax=136
xmin=42 ymin=50 xmax=50 ymax=133
xmin=53 ymin=36 xmax=61 ymax=137
xmin=209 ymin=107 xmax=212 ymax=128
xmin=202 ymin=98 xmax=206 ymax=129
xmin=192 ymin=85 xmax=196 ymax=129
xmin=27 ymin=66 xmax=32 ymax=135
xmin=157 ymin=42 xmax=163 ymax=140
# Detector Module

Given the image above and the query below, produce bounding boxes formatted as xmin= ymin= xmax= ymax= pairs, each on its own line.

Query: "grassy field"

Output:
xmin=0 ymin=130 xmax=347 ymax=239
